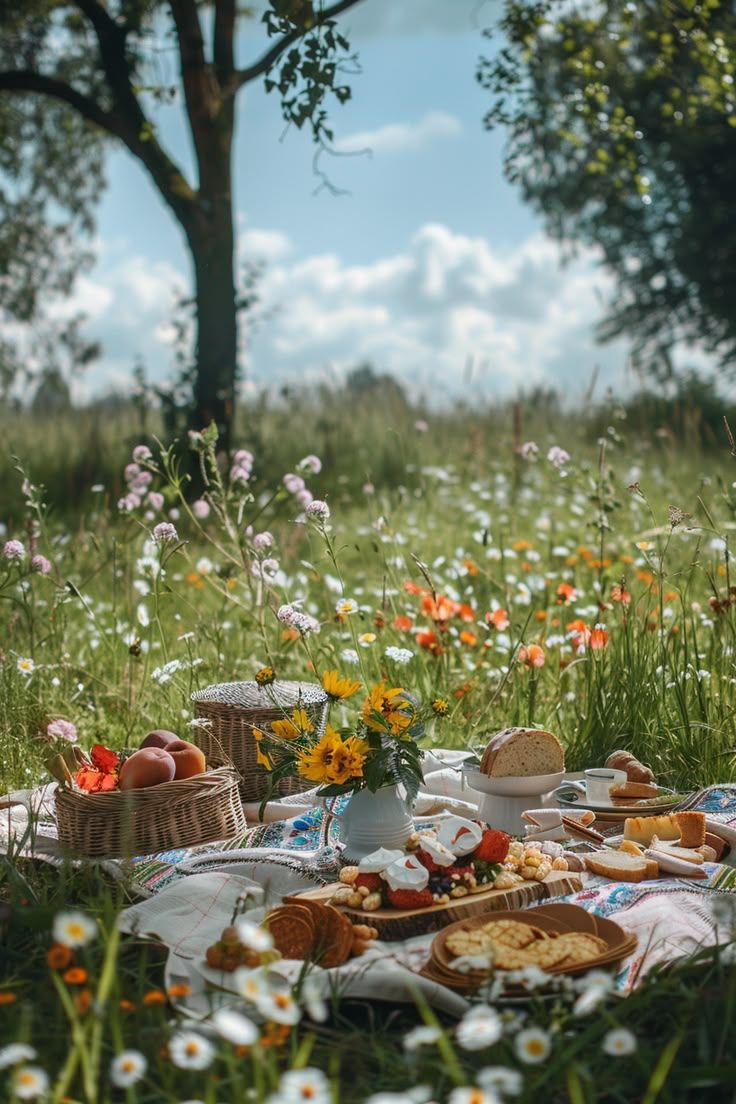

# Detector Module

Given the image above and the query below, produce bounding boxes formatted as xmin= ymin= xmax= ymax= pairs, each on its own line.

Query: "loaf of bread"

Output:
xmin=675 ymin=812 xmax=706 ymax=848
xmin=605 ymin=749 xmax=655 ymax=784
xmin=623 ymin=815 xmax=680 ymax=845
xmin=479 ymin=727 xmax=565 ymax=777
xmin=584 ymin=851 xmax=658 ymax=882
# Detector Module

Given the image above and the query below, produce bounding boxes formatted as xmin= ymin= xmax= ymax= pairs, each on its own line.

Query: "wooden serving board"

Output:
xmin=295 ymin=871 xmax=582 ymax=940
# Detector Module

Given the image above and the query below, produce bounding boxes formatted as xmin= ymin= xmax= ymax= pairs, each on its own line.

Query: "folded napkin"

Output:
xmin=522 ymin=808 xmax=595 ymax=842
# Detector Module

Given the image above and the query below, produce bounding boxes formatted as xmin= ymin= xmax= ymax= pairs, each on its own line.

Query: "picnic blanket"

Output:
xmin=3 ymin=760 xmax=736 ymax=1016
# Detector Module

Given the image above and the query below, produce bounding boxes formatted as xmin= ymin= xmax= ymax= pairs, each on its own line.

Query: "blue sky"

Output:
xmin=63 ymin=0 xmax=654 ymax=405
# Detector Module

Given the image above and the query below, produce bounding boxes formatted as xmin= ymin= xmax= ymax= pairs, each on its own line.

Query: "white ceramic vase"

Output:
xmin=334 ymin=785 xmax=414 ymax=862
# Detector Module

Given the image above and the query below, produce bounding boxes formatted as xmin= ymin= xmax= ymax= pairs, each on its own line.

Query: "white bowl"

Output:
xmin=463 ymin=767 xmax=566 ymax=798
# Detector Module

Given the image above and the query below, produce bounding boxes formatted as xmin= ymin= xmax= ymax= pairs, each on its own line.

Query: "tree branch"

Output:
xmin=0 ymin=69 xmax=123 ymax=139
xmin=234 ymin=0 xmax=366 ymax=89
xmin=214 ymin=0 xmax=236 ymax=85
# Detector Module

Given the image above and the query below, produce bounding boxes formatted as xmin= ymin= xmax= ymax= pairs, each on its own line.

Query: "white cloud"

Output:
xmin=239 ymin=227 xmax=292 ymax=262
xmin=336 ymin=111 xmax=462 ymax=156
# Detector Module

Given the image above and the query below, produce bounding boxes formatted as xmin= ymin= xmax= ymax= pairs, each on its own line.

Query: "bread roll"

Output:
xmin=605 ymin=750 xmax=654 ymax=784
xmin=480 ymin=727 xmax=564 ymax=777
xmin=610 ymin=781 xmax=659 ymax=800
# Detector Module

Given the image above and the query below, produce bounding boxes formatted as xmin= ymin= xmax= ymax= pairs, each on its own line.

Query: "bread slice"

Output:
xmin=649 ymin=837 xmax=704 ymax=864
xmin=645 ymin=848 xmax=708 ymax=879
xmin=610 ymin=781 xmax=659 ymax=800
xmin=674 ymin=812 xmax=706 ymax=848
xmin=584 ymin=851 xmax=658 ymax=882
xmin=480 ymin=727 xmax=565 ymax=777
xmin=623 ymin=815 xmax=680 ymax=845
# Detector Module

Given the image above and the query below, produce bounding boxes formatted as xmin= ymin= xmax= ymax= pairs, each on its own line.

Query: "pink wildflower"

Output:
xmin=47 ymin=719 xmax=78 ymax=743
xmin=124 ymin=463 xmax=140 ymax=483
xmin=192 ymin=499 xmax=210 ymax=519
xmin=146 ymin=492 xmax=164 ymax=512
xmin=152 ymin=522 xmax=178 ymax=543
xmin=253 ymin=531 xmax=273 ymax=552
xmin=132 ymin=445 xmax=152 ymax=462
xmin=3 ymin=540 xmax=25 ymax=560
xmin=283 ymin=473 xmax=305 ymax=494
xmin=547 ymin=446 xmax=570 ymax=468
xmin=31 ymin=555 xmax=52 ymax=575
xmin=520 ymin=441 xmax=539 ymax=460
xmin=297 ymin=488 xmax=313 ymax=508
xmin=305 ymin=500 xmax=330 ymax=522
xmin=298 ymin=455 xmax=322 ymax=474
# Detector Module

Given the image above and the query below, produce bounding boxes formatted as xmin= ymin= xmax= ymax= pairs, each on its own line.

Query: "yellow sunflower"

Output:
xmin=270 ymin=708 xmax=315 ymax=741
xmin=362 ymin=682 xmax=415 ymax=736
xmin=327 ymin=735 xmax=368 ymax=785
xmin=322 ymin=669 xmax=362 ymax=701
xmin=296 ymin=726 xmax=342 ymax=784
xmin=252 ymin=727 xmax=272 ymax=770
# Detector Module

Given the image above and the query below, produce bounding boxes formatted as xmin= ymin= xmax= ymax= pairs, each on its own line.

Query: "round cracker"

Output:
xmin=266 ymin=906 xmax=316 ymax=960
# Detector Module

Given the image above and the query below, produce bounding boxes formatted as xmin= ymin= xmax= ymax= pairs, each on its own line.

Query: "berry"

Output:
xmin=415 ymin=847 xmax=444 ymax=874
xmin=387 ymin=887 xmax=434 ymax=910
xmin=473 ymin=829 xmax=510 ymax=864
xmin=354 ymin=872 xmax=383 ymax=892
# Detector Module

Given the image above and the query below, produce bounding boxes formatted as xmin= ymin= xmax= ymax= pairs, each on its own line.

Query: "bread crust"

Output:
xmin=605 ymin=749 xmax=655 ymax=784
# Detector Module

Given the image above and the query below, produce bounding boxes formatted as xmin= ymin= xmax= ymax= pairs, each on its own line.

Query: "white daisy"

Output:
xmin=16 ymin=657 xmax=35 ymax=676
xmin=235 ymin=919 xmax=274 ymax=952
xmin=602 ymin=1027 xmax=638 ymax=1056
xmin=211 ymin=1008 xmax=258 ymax=1047
xmin=403 ymin=1025 xmax=442 ymax=1051
xmin=0 ymin=1045 xmax=36 ymax=1070
xmin=271 ymin=1067 xmax=332 ymax=1104
xmin=110 ymin=1050 xmax=147 ymax=1088
xmin=514 ymin=1026 xmax=551 ymax=1065
xmin=448 ymin=1089 xmax=499 ymax=1104
xmin=302 ymin=978 xmax=328 ymax=1023
xmin=13 ymin=1066 xmax=49 ymax=1100
xmin=169 ymin=1031 xmax=215 ymax=1070
xmin=53 ymin=910 xmax=97 ymax=949
xmin=477 ymin=1066 xmax=523 ymax=1096
xmin=256 ymin=987 xmax=302 ymax=1026
xmin=456 ymin=1006 xmax=503 ymax=1051
xmin=233 ymin=966 xmax=271 ymax=1004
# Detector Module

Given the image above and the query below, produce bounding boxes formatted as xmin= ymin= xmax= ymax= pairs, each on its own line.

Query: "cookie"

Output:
xmin=265 ymin=905 xmax=316 ymax=960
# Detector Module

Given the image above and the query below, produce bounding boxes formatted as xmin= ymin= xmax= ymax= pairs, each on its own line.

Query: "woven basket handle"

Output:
xmin=190 ymin=720 xmax=235 ymax=770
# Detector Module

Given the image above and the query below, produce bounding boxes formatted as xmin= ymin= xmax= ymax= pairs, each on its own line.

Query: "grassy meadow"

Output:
xmin=2 ymin=381 xmax=736 ymax=1102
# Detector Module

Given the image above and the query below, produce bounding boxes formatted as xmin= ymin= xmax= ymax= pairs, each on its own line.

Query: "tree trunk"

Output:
xmin=188 ymin=201 xmax=237 ymax=453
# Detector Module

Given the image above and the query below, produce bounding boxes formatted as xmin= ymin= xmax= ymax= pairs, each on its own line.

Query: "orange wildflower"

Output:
xmin=0 ymin=992 xmax=17 ymax=1006
xmin=393 ymin=614 xmax=413 ymax=632
xmin=458 ymin=603 xmax=475 ymax=622
xmin=619 ymin=554 xmax=634 ymax=564
xmin=74 ymin=988 xmax=93 ymax=1015
xmin=119 ymin=999 xmax=136 ymax=1012
xmin=556 ymin=582 xmax=576 ymax=604
xmin=636 ymin=569 xmax=655 ymax=586
xmin=459 ymin=630 xmax=477 ymax=646
xmin=281 ymin=627 xmax=300 ymax=642
xmin=416 ymin=629 xmax=443 ymax=655
xmin=611 ymin=584 xmax=631 ymax=605
xmin=185 ymin=571 xmax=204 ymax=589
xmin=513 ymin=539 xmax=533 ymax=551
xmin=62 ymin=967 xmax=88 ymax=985
xmin=421 ymin=592 xmax=460 ymax=625
xmin=567 ymin=619 xmax=591 ymax=650
xmin=535 ymin=610 xmax=547 ymax=622
xmin=143 ymin=989 xmax=167 ymax=1006
xmin=167 ymin=983 xmax=192 ymax=998
xmin=518 ymin=644 xmax=545 ymax=668
xmin=590 ymin=627 xmax=609 ymax=650
xmin=452 ymin=682 xmax=473 ymax=699
xmin=47 ymin=943 xmax=73 ymax=970
xmin=664 ymin=590 xmax=678 ymax=602
xmin=521 ymin=561 xmax=532 ymax=572
xmin=463 ymin=559 xmax=479 ymax=576
xmin=566 ymin=555 xmax=579 ymax=567
xmin=404 ymin=580 xmax=424 ymax=595
xmin=485 ymin=608 xmax=510 ymax=631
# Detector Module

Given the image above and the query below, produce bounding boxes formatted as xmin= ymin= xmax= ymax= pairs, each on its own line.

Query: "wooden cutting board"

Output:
xmin=294 ymin=870 xmax=583 ymax=939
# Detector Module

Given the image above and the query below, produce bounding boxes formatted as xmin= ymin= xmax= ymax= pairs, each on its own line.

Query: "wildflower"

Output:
xmin=336 ymin=597 xmax=358 ymax=616
xmin=322 ymin=670 xmax=362 ymax=700
xmin=602 ymin=1027 xmax=637 ymax=1056
xmin=253 ymin=530 xmax=274 ymax=551
xmin=12 ymin=1065 xmax=49 ymax=1100
xmin=394 ymin=614 xmax=413 ymax=632
xmin=456 ymin=1006 xmax=503 ymax=1050
xmin=403 ymin=1025 xmax=441 ymax=1051
xmin=302 ymin=977 xmax=328 ymax=1022
xmin=519 ymin=441 xmax=538 ymax=459
xmin=486 ymin=608 xmax=510 ymax=631
xmin=16 ymin=657 xmax=35 ymax=676
xmin=119 ymin=999 xmax=136 ymax=1012
xmin=62 ymin=967 xmax=88 ymax=985
xmin=477 ymin=1067 xmax=523 ymax=1096
xmin=341 ymin=647 xmax=359 ymax=664
xmin=152 ymin=522 xmax=178 ymax=543
xmin=212 ymin=1007 xmax=259 ymax=1046
xmin=363 ymin=482 xmax=375 ymax=495
xmin=460 ymin=630 xmax=478 ymax=646
xmin=668 ymin=504 xmax=691 ymax=528
xmin=556 ymin=582 xmax=576 ymax=604
xmin=30 ymin=554 xmax=52 ymax=574
xmin=192 ymin=498 xmax=210 ymax=519
xmin=4 ymin=539 xmax=25 ymax=559
xmin=384 ymin=646 xmax=414 ymax=664
xmin=547 ymin=446 xmax=570 ymax=468
xmin=0 ymin=992 xmax=17 ymax=1005
xmin=611 ymin=584 xmax=631 ymax=605
xmin=110 ymin=1050 xmax=147 ymax=1088
xmin=589 ymin=625 xmax=609 ymax=650
xmin=147 ymin=491 xmax=164 ymax=512
xmin=256 ymin=987 xmax=302 ymax=1025
xmin=518 ymin=643 xmax=545 ymax=669
xmin=283 ymin=473 xmax=305 ymax=494
xmin=573 ymin=970 xmax=614 ymax=1016
xmin=271 ymin=1068 xmax=331 ymax=1104
xmin=297 ymin=488 xmax=314 ymax=508
xmin=231 ymin=464 xmax=252 ymax=483
xmin=296 ymin=727 xmax=343 ymax=784
xmin=567 ymin=619 xmax=591 ymax=651
xmin=166 ymin=984 xmax=192 ymax=998
xmin=53 ymin=911 xmax=96 ymax=949
xmin=271 ymin=708 xmax=315 ymax=741
xmin=234 ymin=448 xmax=254 ymax=467
xmin=362 ymin=682 xmax=415 ymax=735
xmin=255 ymin=666 xmax=276 ymax=686
xmin=448 ymin=1090 xmax=497 ymax=1104
xmin=235 ymin=920 xmax=274 ymax=953
xmin=46 ymin=943 xmax=73 ymax=969
xmin=277 ymin=603 xmax=321 ymax=637
xmin=233 ymin=966 xmax=271 ymax=1003
xmin=142 ymin=989 xmax=167 ymax=1006
xmin=415 ymin=419 xmax=428 ymax=432
xmin=325 ymin=735 xmax=368 ymax=785
xmin=47 ymin=719 xmax=77 ymax=744
xmin=299 ymin=454 xmax=322 ymax=474
xmin=431 ymin=698 xmax=449 ymax=716
xmin=169 ymin=1030 xmax=215 ymax=1070
xmin=0 ymin=1045 xmax=36 ymax=1070
xmin=252 ymin=557 xmax=280 ymax=582
xmin=118 ymin=492 xmax=141 ymax=512
xmin=514 ymin=1026 xmax=551 ymax=1064
xmin=132 ymin=445 xmax=152 ymax=462
xmin=359 ymin=632 xmax=376 ymax=646
xmin=306 ymin=499 xmax=330 ymax=522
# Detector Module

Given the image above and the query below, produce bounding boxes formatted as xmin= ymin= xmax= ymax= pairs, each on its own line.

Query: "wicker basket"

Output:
xmin=55 ymin=764 xmax=246 ymax=860
xmin=190 ymin=680 xmax=329 ymax=800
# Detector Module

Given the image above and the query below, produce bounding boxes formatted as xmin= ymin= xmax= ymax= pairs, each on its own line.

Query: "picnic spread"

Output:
xmin=3 ymin=680 xmax=736 ymax=1022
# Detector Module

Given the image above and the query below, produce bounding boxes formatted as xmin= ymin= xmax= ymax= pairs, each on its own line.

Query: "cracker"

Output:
xmin=480 ymin=919 xmax=542 ymax=949
xmin=266 ymin=905 xmax=316 ymax=960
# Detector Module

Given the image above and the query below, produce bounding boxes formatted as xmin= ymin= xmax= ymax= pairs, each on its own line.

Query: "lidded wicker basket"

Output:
xmin=55 ymin=762 xmax=245 ymax=860
xmin=190 ymin=680 xmax=329 ymax=800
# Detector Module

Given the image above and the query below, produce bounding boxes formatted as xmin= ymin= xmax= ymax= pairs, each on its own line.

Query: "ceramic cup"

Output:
xmin=583 ymin=767 xmax=627 ymax=805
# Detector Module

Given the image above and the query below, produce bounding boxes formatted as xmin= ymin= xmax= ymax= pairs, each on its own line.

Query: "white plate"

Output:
xmin=553 ymin=785 xmax=678 ymax=815
xmin=463 ymin=767 xmax=566 ymax=797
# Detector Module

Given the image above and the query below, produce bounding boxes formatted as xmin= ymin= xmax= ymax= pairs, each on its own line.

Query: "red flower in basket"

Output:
xmin=75 ymin=744 xmax=120 ymax=792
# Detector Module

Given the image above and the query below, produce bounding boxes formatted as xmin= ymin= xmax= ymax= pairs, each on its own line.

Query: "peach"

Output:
xmin=166 ymin=739 xmax=207 ymax=780
xmin=140 ymin=729 xmax=180 ymax=751
xmin=119 ymin=747 xmax=176 ymax=789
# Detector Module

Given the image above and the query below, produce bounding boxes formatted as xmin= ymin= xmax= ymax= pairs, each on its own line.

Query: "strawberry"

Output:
xmin=354 ymin=872 xmax=383 ymax=892
xmin=473 ymin=829 xmax=510 ymax=864
xmin=387 ymin=887 xmax=434 ymax=910
xmin=415 ymin=847 xmax=443 ymax=874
